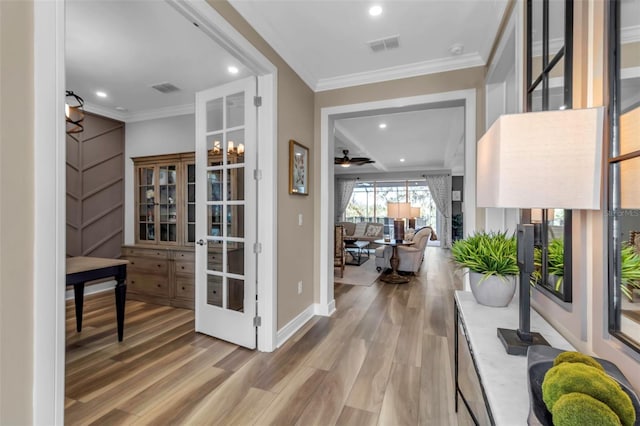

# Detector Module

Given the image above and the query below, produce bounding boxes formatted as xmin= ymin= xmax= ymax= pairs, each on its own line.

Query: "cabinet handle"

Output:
xmin=131 ymin=280 xmax=135 ymax=284
xmin=157 ymin=264 xmax=161 ymax=268
xmin=182 ymin=286 xmax=186 ymax=290
xmin=181 ymin=266 xmax=185 ymax=270
xmin=157 ymin=284 xmax=161 ymax=288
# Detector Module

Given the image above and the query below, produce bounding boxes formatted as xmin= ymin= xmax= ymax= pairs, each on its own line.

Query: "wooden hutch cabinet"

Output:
xmin=122 ymin=150 xmax=244 ymax=310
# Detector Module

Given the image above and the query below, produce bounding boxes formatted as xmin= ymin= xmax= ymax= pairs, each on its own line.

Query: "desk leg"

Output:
xmin=74 ymin=283 xmax=85 ymax=332
xmin=114 ymin=277 xmax=127 ymax=342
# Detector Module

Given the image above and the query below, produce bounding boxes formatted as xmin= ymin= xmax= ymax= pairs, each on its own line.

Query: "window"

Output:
xmin=345 ymin=180 xmax=438 ymax=229
xmin=608 ymin=0 xmax=640 ymax=354
xmin=526 ymin=0 xmax=574 ymax=302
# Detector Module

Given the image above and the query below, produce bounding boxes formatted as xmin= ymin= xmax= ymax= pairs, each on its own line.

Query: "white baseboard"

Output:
xmin=275 ymin=299 xmax=338 ymax=348
xmin=276 ymin=303 xmax=316 ymax=348
xmin=316 ymin=299 xmax=336 ymax=317
xmin=65 ymin=280 xmax=115 ymax=300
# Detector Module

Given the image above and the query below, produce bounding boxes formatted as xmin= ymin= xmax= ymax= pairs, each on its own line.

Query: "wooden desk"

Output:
xmin=66 ymin=257 xmax=130 ymax=341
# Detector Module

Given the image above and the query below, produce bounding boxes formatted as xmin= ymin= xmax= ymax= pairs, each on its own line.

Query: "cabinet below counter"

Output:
xmin=121 ymin=245 xmax=195 ymax=309
xmin=454 ymin=290 xmax=574 ymax=425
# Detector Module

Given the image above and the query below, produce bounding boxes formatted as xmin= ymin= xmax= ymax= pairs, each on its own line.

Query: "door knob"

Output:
xmin=197 ymin=239 xmax=206 ymax=246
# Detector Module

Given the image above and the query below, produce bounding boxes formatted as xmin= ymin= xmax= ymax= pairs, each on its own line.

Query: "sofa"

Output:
xmin=375 ymin=226 xmax=433 ymax=273
xmin=336 ymin=221 xmax=385 ymax=247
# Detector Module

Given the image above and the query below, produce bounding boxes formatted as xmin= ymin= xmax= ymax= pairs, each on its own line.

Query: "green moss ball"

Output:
xmin=552 ymin=392 xmax=622 ymax=426
xmin=553 ymin=351 xmax=605 ymax=372
xmin=542 ymin=363 xmax=636 ymax=426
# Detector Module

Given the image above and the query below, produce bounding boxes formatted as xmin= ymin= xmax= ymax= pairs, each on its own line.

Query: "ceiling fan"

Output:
xmin=334 ymin=149 xmax=374 ymax=167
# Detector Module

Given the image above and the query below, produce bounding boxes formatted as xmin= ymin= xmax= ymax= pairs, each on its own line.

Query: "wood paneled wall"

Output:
xmin=66 ymin=112 xmax=124 ymax=258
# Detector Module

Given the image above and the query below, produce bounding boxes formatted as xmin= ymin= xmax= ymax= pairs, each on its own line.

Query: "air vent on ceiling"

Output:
xmin=367 ymin=35 xmax=400 ymax=53
xmin=151 ymin=82 xmax=181 ymax=94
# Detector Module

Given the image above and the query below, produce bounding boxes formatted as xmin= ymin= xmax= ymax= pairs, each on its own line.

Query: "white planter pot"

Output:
xmin=469 ymin=271 xmax=517 ymax=307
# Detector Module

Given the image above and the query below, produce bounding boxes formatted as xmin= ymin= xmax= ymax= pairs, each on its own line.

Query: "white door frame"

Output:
xmin=483 ymin=1 xmax=523 ymax=234
xmin=33 ymin=0 xmax=278 ymax=422
xmin=319 ymin=90 xmax=477 ymax=315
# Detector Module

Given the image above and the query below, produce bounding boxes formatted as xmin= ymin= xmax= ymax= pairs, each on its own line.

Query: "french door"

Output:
xmin=195 ymin=77 xmax=257 ymax=349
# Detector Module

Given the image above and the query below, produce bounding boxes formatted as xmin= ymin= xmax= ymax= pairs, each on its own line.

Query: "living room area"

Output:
xmin=333 ymin=176 xmax=457 ymax=286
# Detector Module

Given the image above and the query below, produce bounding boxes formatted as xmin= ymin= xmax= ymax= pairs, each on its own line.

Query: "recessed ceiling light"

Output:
xmin=379 ymin=123 xmax=387 ymax=129
xmin=369 ymin=5 xmax=382 ymax=16
xmin=400 ymin=158 xmax=405 ymax=162
xmin=96 ymin=91 xmax=107 ymax=98
xmin=228 ymin=66 xmax=239 ymax=74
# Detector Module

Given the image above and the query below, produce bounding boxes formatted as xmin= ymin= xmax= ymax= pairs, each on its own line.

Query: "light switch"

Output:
xmin=298 ymin=213 xmax=303 ymax=226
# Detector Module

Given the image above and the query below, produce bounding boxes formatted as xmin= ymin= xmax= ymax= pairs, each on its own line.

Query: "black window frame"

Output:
xmin=607 ymin=0 xmax=640 ymax=355
xmin=525 ymin=0 xmax=574 ymax=303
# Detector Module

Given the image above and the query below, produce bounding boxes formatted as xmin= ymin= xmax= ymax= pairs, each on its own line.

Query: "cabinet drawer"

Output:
xmin=128 ymin=273 xmax=169 ymax=297
xmin=174 ymin=251 xmax=195 ymax=262
xmin=126 ymin=257 xmax=168 ymax=275
xmin=175 ymin=276 xmax=194 ymax=300
xmin=208 ymin=251 xmax=223 ymax=268
xmin=175 ymin=260 xmax=194 ymax=275
xmin=122 ymin=247 xmax=168 ymax=259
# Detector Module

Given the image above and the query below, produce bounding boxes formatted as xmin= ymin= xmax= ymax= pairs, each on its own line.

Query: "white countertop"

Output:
xmin=455 ymin=290 xmax=574 ymax=425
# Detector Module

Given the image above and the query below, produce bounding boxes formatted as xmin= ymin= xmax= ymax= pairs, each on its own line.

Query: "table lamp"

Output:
xmin=477 ymin=107 xmax=604 ymax=355
xmin=387 ymin=202 xmax=412 ymax=241
xmin=408 ymin=206 xmax=421 ymax=229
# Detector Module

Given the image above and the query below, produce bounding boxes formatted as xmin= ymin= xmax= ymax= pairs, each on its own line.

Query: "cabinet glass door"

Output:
xmin=137 ymin=166 xmax=156 ymax=242
xmin=158 ymin=165 xmax=177 ymax=243
xmin=186 ymin=163 xmax=196 ymax=244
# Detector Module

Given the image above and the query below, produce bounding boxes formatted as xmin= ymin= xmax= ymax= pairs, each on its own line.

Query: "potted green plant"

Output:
xmin=547 ymin=239 xmax=565 ymax=291
xmin=621 ymin=243 xmax=640 ymax=301
xmin=532 ymin=239 xmax=565 ymax=290
xmin=451 ymin=231 xmax=519 ymax=307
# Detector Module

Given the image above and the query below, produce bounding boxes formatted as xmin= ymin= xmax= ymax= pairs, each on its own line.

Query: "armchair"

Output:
xmin=334 ymin=225 xmax=345 ymax=278
xmin=375 ymin=227 xmax=432 ymax=273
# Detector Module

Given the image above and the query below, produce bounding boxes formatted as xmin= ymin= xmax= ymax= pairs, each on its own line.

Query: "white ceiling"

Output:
xmin=66 ymin=0 xmax=510 ymax=175
xmin=228 ymin=0 xmax=508 ymax=175
xmin=229 ymin=0 xmax=508 ymax=92
xmin=65 ymin=0 xmax=250 ymax=122
xmin=334 ymin=105 xmax=465 ymax=174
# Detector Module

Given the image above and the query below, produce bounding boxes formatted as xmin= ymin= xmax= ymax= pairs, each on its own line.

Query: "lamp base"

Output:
xmin=497 ymin=328 xmax=550 ymax=356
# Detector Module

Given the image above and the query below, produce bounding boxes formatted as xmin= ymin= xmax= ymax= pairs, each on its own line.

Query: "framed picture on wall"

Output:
xmin=452 ymin=190 xmax=461 ymax=201
xmin=289 ymin=140 xmax=309 ymax=195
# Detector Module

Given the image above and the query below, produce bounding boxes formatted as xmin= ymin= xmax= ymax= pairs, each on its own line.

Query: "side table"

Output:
xmin=374 ymin=239 xmax=414 ymax=284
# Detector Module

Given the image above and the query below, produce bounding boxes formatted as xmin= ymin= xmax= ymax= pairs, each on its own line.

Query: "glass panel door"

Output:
xmin=195 ymin=77 xmax=256 ymax=349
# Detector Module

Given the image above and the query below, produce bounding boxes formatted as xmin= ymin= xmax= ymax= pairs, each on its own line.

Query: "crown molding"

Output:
xmin=126 ymin=104 xmax=194 ymax=123
xmin=84 ymin=102 xmax=195 ymax=123
xmin=83 ymin=103 xmax=129 ymax=122
xmin=314 ymin=53 xmax=485 ymax=92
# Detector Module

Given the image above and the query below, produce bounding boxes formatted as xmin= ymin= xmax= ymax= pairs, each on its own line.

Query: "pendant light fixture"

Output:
xmin=65 ymin=90 xmax=85 ymax=134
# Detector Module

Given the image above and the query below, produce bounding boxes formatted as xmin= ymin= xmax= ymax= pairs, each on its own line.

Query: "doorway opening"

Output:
xmin=319 ymin=89 xmax=477 ymax=315
xmin=33 ymin=0 xmax=277 ymax=421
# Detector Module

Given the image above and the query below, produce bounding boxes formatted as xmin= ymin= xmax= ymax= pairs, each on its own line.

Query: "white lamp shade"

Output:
xmin=621 ymin=106 xmax=640 ymax=209
xmin=411 ymin=207 xmax=421 ymax=218
xmin=387 ymin=202 xmax=412 ymax=218
xmin=477 ymin=107 xmax=604 ymax=209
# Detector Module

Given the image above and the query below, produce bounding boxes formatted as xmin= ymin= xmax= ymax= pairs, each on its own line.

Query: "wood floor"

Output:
xmin=65 ymin=248 xmax=467 ymax=425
